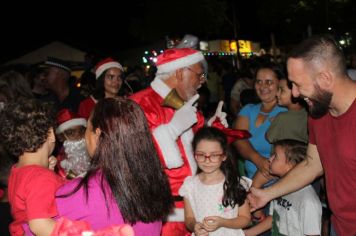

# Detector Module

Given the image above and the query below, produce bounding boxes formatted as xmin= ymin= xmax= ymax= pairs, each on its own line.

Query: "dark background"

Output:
xmin=1 ymin=0 xmax=355 ymax=63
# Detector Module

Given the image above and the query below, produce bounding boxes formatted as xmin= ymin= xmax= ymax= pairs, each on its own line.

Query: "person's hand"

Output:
xmin=256 ymin=157 xmax=271 ymax=178
xmin=248 ymin=187 xmax=270 ymax=212
xmin=194 ymin=222 xmax=209 ymax=236
xmin=202 ymin=216 xmax=222 ymax=232
xmin=252 ymin=209 xmax=266 ymax=223
xmin=48 ymin=156 xmax=57 ymax=170
xmin=169 ymin=94 xmax=199 ymax=137
xmin=207 ymin=101 xmax=228 ymax=128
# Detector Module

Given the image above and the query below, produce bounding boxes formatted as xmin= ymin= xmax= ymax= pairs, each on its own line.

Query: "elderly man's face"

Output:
xmin=175 ymin=62 xmax=206 ymax=101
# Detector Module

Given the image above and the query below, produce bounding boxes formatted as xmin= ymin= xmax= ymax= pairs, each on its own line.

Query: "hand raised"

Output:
xmin=169 ymin=94 xmax=199 ymax=136
xmin=207 ymin=101 xmax=228 ymax=128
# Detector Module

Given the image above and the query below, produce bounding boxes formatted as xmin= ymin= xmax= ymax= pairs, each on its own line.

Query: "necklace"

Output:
xmin=259 ymin=110 xmax=270 ymax=116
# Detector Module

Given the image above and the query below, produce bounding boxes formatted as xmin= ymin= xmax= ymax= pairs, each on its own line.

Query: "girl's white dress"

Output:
xmin=179 ymin=175 xmax=251 ymax=236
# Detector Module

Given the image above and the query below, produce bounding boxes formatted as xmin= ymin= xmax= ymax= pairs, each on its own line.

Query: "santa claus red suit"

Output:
xmin=130 ymin=48 xmax=224 ymax=236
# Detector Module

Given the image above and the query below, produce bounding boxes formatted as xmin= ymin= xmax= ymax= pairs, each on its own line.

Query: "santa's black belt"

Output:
xmin=173 ymin=195 xmax=183 ymax=202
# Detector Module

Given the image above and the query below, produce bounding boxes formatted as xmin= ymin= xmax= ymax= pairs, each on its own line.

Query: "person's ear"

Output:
xmin=316 ymin=71 xmax=333 ymax=90
xmin=95 ymin=127 xmax=101 ymax=140
xmin=48 ymin=128 xmax=56 ymax=143
xmin=175 ymin=68 xmax=185 ymax=83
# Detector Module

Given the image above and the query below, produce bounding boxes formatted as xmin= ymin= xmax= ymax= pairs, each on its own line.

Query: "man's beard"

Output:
xmin=308 ymin=85 xmax=332 ymax=119
xmin=61 ymin=138 xmax=91 ymax=177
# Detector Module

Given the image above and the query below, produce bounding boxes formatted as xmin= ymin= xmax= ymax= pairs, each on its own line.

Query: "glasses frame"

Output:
xmin=184 ymin=67 xmax=206 ymax=82
xmin=194 ymin=152 xmax=225 ymax=163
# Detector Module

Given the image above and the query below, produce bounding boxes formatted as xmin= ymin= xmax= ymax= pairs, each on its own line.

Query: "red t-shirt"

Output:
xmin=309 ymin=98 xmax=356 ymax=236
xmin=8 ymin=165 xmax=64 ymax=236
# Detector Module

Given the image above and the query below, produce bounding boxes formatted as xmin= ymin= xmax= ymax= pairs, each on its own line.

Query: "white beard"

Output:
xmin=61 ymin=138 xmax=91 ymax=177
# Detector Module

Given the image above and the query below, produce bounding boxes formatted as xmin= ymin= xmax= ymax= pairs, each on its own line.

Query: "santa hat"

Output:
xmin=95 ymin=57 xmax=123 ymax=79
xmin=156 ymin=48 xmax=205 ymax=74
xmin=56 ymin=109 xmax=87 ymax=134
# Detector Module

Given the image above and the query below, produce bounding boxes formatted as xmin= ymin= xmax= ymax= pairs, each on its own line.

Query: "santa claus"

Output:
xmin=130 ymin=48 xmax=231 ymax=236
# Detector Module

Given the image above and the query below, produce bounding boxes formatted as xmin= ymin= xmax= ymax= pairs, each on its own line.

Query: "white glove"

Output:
xmin=207 ymin=101 xmax=228 ymax=128
xmin=169 ymin=94 xmax=199 ymax=138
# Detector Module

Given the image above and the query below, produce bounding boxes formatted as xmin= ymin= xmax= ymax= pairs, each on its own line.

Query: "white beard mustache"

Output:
xmin=61 ymin=138 xmax=91 ymax=177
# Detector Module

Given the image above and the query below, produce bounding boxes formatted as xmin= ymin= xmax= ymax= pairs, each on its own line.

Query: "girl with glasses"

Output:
xmin=179 ymin=127 xmax=251 ymax=236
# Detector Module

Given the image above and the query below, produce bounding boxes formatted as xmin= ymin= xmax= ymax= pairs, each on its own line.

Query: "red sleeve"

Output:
xmin=25 ymin=170 xmax=64 ymax=220
xmin=308 ymin=116 xmax=316 ymax=145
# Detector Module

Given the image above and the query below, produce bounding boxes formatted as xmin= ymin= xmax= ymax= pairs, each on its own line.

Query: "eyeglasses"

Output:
xmin=185 ymin=67 xmax=206 ymax=82
xmin=194 ymin=152 xmax=225 ymax=163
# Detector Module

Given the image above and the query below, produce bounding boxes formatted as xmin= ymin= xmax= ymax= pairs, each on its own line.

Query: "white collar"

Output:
xmin=151 ymin=78 xmax=172 ymax=99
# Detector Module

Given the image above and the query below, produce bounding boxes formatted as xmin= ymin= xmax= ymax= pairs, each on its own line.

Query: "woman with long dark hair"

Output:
xmin=78 ymin=58 xmax=126 ymax=119
xmin=56 ymin=98 xmax=173 ymax=235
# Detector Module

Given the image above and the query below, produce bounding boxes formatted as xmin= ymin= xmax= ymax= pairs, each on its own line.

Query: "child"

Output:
xmin=244 ymin=139 xmax=322 ymax=236
xmin=266 ymin=76 xmax=308 ymax=144
xmin=55 ymin=109 xmax=90 ymax=178
xmin=251 ymin=75 xmax=309 ymax=223
xmin=0 ymin=99 xmax=64 ymax=236
xmin=0 ymin=145 xmax=15 ymax=236
xmin=179 ymin=127 xmax=251 ymax=236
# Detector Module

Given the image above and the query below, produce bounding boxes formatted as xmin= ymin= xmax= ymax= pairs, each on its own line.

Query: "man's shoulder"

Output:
xmin=130 ymin=87 xmax=161 ymax=105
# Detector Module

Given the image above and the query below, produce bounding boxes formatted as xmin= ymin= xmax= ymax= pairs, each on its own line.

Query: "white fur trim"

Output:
xmin=166 ymin=208 xmax=184 ymax=222
xmin=153 ymin=125 xmax=184 ymax=169
xmin=180 ymin=129 xmax=197 ymax=175
xmin=56 ymin=118 xmax=87 ymax=134
xmin=151 ymin=78 xmax=171 ymax=99
xmin=95 ymin=62 xmax=123 ymax=79
xmin=156 ymin=52 xmax=204 ymax=74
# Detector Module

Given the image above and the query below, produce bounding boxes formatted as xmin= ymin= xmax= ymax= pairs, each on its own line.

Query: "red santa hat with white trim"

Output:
xmin=56 ymin=109 xmax=87 ymax=135
xmin=156 ymin=48 xmax=205 ymax=74
xmin=95 ymin=57 xmax=123 ymax=79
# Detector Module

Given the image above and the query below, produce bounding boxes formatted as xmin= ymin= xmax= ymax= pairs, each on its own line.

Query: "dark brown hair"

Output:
xmin=273 ymin=139 xmax=307 ymax=165
xmin=63 ymin=98 xmax=173 ymax=224
xmin=0 ymin=99 xmax=54 ymax=157
xmin=193 ymin=127 xmax=247 ymax=208
xmin=288 ymin=35 xmax=347 ymax=76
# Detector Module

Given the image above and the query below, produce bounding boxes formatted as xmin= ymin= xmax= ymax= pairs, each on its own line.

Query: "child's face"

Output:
xmin=269 ymin=145 xmax=294 ymax=177
xmin=276 ymin=80 xmax=292 ymax=107
xmin=194 ymin=140 xmax=226 ymax=174
xmin=63 ymin=126 xmax=86 ymax=141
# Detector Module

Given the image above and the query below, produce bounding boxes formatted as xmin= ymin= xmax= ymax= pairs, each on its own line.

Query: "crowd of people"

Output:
xmin=0 ymin=34 xmax=356 ymax=236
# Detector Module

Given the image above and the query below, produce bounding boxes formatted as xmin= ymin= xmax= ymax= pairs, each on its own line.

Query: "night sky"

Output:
xmin=1 ymin=0 xmax=355 ymax=64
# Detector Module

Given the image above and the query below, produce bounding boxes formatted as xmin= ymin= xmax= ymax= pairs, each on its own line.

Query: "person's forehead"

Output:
xmin=189 ymin=62 xmax=203 ymax=70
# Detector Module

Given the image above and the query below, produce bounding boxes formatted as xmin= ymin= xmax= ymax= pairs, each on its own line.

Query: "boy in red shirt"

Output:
xmin=0 ymin=99 xmax=64 ymax=236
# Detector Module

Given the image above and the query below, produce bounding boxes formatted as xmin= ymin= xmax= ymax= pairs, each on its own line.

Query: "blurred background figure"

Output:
xmin=78 ymin=57 xmax=125 ymax=119
xmin=42 ymin=57 xmax=84 ymax=113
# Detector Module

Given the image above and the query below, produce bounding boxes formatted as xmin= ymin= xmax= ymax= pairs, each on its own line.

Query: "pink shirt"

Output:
xmin=55 ymin=171 xmax=162 ymax=236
